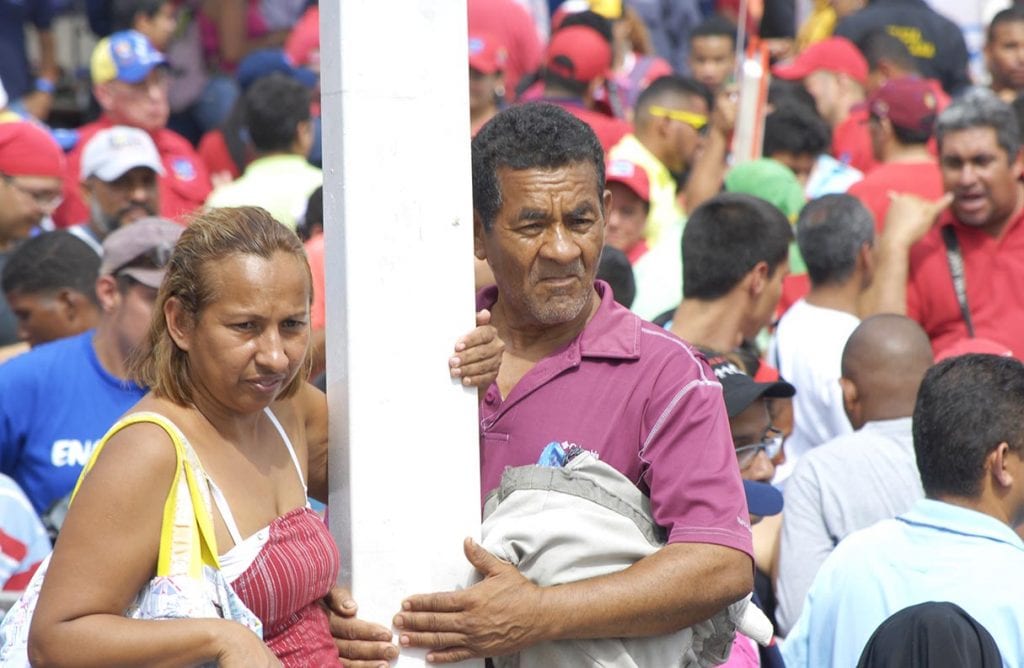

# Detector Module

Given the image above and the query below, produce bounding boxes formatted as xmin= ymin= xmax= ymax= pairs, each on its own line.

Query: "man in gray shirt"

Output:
xmin=775 ymin=314 xmax=932 ymax=635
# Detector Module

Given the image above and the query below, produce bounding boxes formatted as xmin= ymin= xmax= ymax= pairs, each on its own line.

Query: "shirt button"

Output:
xmin=485 ymin=389 xmax=497 ymax=404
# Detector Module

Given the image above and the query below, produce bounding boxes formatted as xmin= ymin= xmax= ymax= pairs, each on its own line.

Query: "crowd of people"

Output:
xmin=2 ymin=0 xmax=1024 ymax=666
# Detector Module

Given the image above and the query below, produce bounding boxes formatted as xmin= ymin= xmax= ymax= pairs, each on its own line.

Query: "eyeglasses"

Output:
xmin=109 ymin=242 xmax=174 ymax=278
xmin=0 ymin=173 xmax=63 ymax=212
xmin=734 ymin=426 xmax=783 ymax=469
xmin=648 ymin=105 xmax=709 ymax=133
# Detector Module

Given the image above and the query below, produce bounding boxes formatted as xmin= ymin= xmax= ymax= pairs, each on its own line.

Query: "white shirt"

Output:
xmin=769 ymin=299 xmax=859 ymax=484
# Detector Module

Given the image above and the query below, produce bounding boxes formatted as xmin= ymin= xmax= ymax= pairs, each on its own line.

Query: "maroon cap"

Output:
xmin=545 ymin=25 xmax=611 ymax=84
xmin=771 ymin=37 xmax=868 ymax=86
xmin=606 ymin=159 xmax=650 ymax=203
xmin=864 ymin=76 xmax=940 ymax=135
xmin=469 ymin=33 xmax=508 ymax=75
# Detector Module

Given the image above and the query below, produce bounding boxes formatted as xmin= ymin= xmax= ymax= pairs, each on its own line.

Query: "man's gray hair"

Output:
xmin=936 ymin=87 xmax=1020 ymax=159
xmin=796 ymin=194 xmax=875 ymax=287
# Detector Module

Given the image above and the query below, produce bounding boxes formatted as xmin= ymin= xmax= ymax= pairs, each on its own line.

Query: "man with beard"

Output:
xmin=388 ymin=102 xmax=753 ymax=664
xmin=867 ymin=87 xmax=1024 ymax=358
xmin=69 ymin=125 xmax=162 ymax=254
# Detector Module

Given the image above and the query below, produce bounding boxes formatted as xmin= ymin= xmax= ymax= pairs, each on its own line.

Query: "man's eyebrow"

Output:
xmin=569 ymin=202 xmax=599 ymax=218
xmin=516 ymin=208 xmax=549 ymax=222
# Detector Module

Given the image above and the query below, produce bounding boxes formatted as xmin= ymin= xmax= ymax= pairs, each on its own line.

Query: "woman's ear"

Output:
xmin=165 ymin=297 xmax=193 ymax=351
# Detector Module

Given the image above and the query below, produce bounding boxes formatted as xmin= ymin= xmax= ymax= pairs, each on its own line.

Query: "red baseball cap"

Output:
xmin=771 ymin=37 xmax=868 ymax=86
xmin=469 ymin=33 xmax=508 ymax=75
xmin=545 ymin=25 xmax=612 ymax=84
xmin=863 ymin=76 xmax=940 ymax=135
xmin=606 ymin=159 xmax=650 ymax=203
xmin=0 ymin=121 xmax=65 ymax=178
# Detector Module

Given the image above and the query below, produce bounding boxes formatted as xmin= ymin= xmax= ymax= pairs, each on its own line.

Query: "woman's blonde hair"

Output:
xmin=130 ymin=206 xmax=313 ymax=405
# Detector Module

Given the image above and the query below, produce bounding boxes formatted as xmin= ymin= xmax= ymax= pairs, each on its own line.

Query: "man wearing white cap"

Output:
xmin=69 ymin=125 xmax=164 ymax=255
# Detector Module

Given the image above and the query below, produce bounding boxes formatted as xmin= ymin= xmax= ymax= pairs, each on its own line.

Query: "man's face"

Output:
xmin=137 ymin=3 xmax=177 ymax=51
xmin=689 ymin=36 xmax=735 ymax=92
xmin=111 ymin=279 xmax=159 ymax=358
xmin=939 ymin=126 xmax=1023 ymax=235
xmin=469 ymin=67 xmax=502 ymax=115
xmin=987 ymin=21 xmax=1024 ymax=91
xmin=5 ymin=289 xmax=80 ymax=346
xmin=729 ymin=398 xmax=776 ymax=482
xmin=803 ymin=70 xmax=841 ymax=123
xmin=86 ymin=166 xmax=160 ymax=232
xmin=476 ymin=162 xmax=607 ymax=328
xmin=0 ymin=175 xmax=62 ymax=245
xmin=605 ymin=182 xmax=647 ymax=255
xmin=97 ymin=68 xmax=170 ymax=131
xmin=661 ymin=95 xmax=710 ymax=174
xmin=770 ymin=151 xmax=817 ymax=187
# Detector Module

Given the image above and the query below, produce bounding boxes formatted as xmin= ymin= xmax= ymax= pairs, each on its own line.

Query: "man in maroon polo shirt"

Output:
xmin=868 ymin=88 xmax=1024 ymax=358
xmin=391 ymin=103 xmax=753 ymax=663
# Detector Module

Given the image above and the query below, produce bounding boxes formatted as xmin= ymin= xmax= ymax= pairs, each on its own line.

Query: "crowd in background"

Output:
xmin=3 ymin=0 xmax=1024 ymax=665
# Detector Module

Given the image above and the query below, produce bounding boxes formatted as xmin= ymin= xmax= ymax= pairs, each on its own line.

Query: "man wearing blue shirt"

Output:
xmin=783 ymin=353 xmax=1024 ymax=667
xmin=0 ymin=218 xmax=180 ymax=516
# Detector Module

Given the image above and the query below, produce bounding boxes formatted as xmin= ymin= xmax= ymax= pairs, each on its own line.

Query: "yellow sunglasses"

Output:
xmin=648 ymin=105 xmax=708 ymax=132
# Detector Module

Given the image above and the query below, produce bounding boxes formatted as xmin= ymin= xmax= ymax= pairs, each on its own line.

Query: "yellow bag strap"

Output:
xmin=68 ymin=412 xmax=222 ymax=577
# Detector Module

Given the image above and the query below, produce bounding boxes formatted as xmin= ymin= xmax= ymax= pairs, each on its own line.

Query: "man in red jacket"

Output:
xmin=52 ymin=30 xmax=210 ymax=228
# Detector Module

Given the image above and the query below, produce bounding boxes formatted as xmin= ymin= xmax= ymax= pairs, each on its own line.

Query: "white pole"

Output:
xmin=320 ymin=2 xmax=483 ymax=666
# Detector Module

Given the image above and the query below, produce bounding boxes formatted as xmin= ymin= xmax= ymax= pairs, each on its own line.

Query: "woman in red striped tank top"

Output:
xmin=29 ymin=206 xmax=502 ymax=666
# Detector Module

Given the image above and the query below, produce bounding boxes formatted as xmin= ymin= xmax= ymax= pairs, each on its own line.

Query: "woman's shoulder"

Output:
xmin=272 ymin=382 xmax=325 ymax=427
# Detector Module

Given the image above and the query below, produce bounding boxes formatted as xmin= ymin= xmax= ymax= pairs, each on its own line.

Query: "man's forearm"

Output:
xmin=683 ymin=131 xmax=729 ymax=215
xmin=37 ymin=30 xmax=58 ymax=81
xmin=533 ymin=542 xmax=753 ymax=642
xmin=859 ymin=235 xmax=911 ymax=317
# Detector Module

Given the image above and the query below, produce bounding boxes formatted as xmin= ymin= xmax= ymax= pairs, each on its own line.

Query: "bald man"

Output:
xmin=774 ymin=314 xmax=933 ymax=635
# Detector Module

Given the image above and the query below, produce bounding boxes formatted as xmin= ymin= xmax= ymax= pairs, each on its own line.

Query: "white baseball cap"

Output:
xmin=80 ymin=125 xmax=164 ymax=182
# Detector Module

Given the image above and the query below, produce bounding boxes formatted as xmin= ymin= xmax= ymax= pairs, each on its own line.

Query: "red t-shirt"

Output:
xmin=53 ymin=118 xmax=212 ymax=228
xmin=907 ymin=208 xmax=1024 ymax=357
xmin=833 ymin=107 xmax=876 ymax=175
xmin=198 ymin=128 xmax=245 ymax=181
xmin=848 ymin=160 xmax=944 ymax=232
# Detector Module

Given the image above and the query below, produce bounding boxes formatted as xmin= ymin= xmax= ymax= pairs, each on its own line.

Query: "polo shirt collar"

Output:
xmin=940 ymin=199 xmax=1024 ymax=241
xmin=477 ymin=280 xmax=641 ymax=363
xmin=898 ymin=498 xmax=1024 ymax=552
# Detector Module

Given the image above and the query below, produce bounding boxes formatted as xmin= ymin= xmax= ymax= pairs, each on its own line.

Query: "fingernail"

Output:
xmin=343 ymin=599 xmax=356 ymax=609
xmin=402 ymin=600 xmax=411 ymax=610
xmin=463 ymin=376 xmax=473 ymax=386
xmin=394 ymin=615 xmax=404 ymax=628
xmin=455 ymin=342 xmax=466 ymax=351
xmin=450 ymin=356 xmax=461 ymax=367
xmin=400 ymin=634 xmax=411 ymax=646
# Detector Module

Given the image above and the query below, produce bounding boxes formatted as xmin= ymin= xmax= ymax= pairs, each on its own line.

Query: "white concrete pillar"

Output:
xmin=320 ymin=2 xmax=483 ymax=666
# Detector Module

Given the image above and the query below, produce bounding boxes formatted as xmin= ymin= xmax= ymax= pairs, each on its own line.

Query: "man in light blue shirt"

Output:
xmin=783 ymin=353 xmax=1024 ymax=667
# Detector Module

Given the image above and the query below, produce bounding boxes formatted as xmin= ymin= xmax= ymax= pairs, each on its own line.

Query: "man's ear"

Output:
xmin=95 ymin=275 xmax=120 ymax=313
xmin=747 ymin=261 xmax=769 ymax=297
xmin=164 ymin=296 xmax=192 ymax=351
xmin=991 ymin=442 xmax=1016 ymax=489
xmin=1011 ymin=147 xmax=1024 ymax=181
xmin=473 ymin=211 xmax=488 ymax=261
xmin=93 ymin=83 xmax=115 ymax=113
xmin=839 ymin=376 xmax=859 ymax=422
